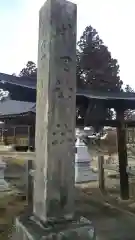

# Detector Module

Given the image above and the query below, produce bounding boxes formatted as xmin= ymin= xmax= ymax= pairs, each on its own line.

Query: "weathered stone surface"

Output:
xmin=14 ymin=215 xmax=96 ymax=240
xmin=0 ymin=158 xmax=9 ymax=191
xmin=13 ymin=0 xmax=97 ymax=239
xmin=34 ymin=0 xmax=77 ymax=222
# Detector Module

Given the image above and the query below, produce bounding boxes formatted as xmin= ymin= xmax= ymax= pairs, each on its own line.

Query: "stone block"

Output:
xmin=14 ymin=215 xmax=97 ymax=240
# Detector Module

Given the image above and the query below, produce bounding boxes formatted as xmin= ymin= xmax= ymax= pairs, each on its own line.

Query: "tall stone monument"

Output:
xmin=14 ymin=0 xmax=96 ymax=239
xmin=33 ymin=0 xmax=76 ymax=221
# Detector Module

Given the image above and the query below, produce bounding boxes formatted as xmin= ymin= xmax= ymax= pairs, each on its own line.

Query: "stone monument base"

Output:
xmin=14 ymin=214 xmax=96 ymax=239
xmin=75 ymin=163 xmax=98 ymax=183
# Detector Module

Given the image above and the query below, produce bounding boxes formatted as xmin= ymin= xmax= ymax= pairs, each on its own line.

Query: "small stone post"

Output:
xmin=0 ymin=157 xmax=9 ymax=191
xmin=26 ymin=159 xmax=33 ymax=208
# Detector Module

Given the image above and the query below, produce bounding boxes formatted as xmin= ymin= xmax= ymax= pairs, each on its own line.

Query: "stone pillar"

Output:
xmin=26 ymin=159 xmax=33 ymax=208
xmin=34 ymin=0 xmax=76 ymax=222
xmin=0 ymin=157 xmax=9 ymax=191
xmin=14 ymin=0 xmax=97 ymax=239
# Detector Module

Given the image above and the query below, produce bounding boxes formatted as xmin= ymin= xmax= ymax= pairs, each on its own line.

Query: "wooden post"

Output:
xmin=28 ymin=125 xmax=35 ymax=151
xmin=28 ymin=126 xmax=30 ymax=149
xmin=98 ymin=155 xmax=105 ymax=192
xmin=116 ymin=108 xmax=129 ymax=200
xmin=1 ymin=126 xmax=4 ymax=145
xmin=13 ymin=126 xmax=16 ymax=145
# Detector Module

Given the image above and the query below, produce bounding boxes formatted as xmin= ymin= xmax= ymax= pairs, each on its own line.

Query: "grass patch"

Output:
xmin=0 ymin=192 xmax=27 ymax=240
xmin=6 ymin=158 xmax=25 ymax=166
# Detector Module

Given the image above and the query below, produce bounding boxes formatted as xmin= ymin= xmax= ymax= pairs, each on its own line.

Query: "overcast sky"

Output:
xmin=0 ymin=0 xmax=135 ymax=88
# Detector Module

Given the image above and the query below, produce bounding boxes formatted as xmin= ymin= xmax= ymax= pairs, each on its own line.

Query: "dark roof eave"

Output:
xmin=76 ymin=90 xmax=135 ymax=101
xmin=0 ymin=111 xmax=35 ymax=120
xmin=0 ymin=73 xmax=135 ymax=101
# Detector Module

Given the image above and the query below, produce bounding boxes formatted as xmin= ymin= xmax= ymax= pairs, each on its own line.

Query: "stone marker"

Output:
xmin=75 ymin=129 xmax=98 ymax=183
xmin=33 ymin=0 xmax=76 ymax=221
xmin=0 ymin=157 xmax=9 ymax=192
xmin=14 ymin=0 xmax=96 ymax=239
xmin=26 ymin=159 xmax=33 ymax=207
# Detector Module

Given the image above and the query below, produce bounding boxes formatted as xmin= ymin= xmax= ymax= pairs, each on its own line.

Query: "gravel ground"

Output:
xmin=3 ymin=159 xmax=135 ymax=239
xmin=77 ymin=189 xmax=135 ymax=240
xmin=1 ymin=183 xmax=135 ymax=240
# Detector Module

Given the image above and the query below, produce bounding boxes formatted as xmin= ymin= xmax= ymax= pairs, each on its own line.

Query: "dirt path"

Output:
xmin=77 ymin=192 xmax=135 ymax=240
